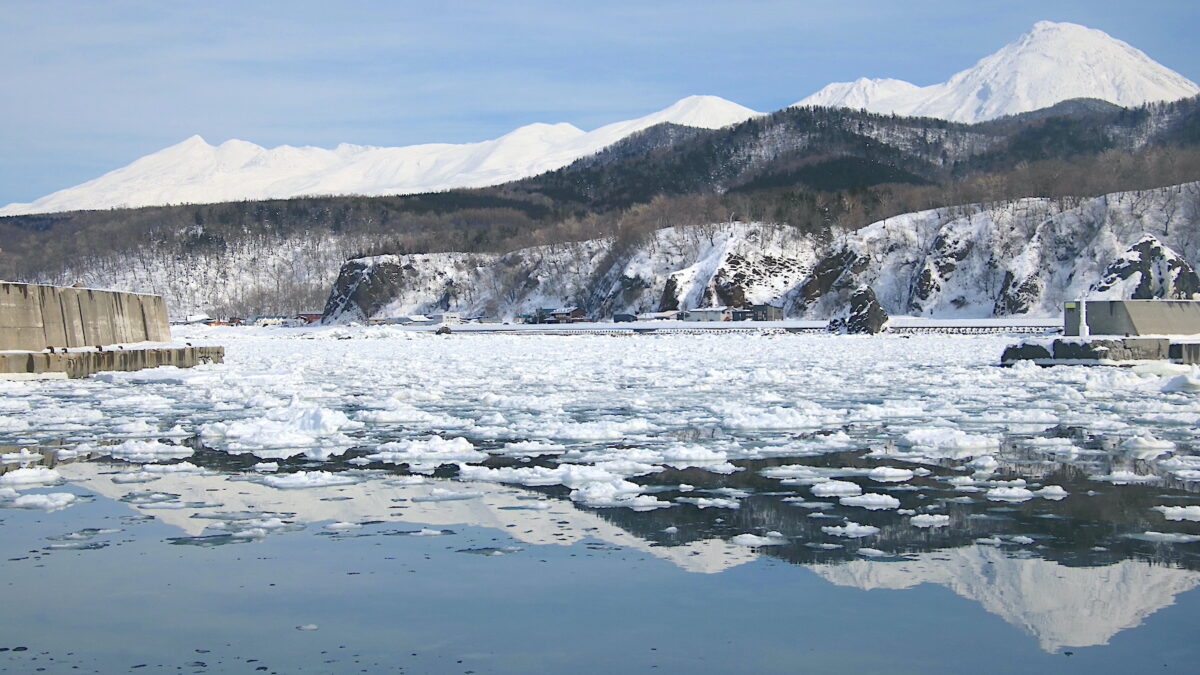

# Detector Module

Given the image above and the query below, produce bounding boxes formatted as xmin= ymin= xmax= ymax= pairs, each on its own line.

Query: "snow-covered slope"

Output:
xmin=796 ymin=21 xmax=1199 ymax=122
xmin=0 ymin=96 xmax=760 ymax=216
xmin=322 ymin=223 xmax=818 ymax=322
xmin=322 ymin=181 xmax=1200 ymax=323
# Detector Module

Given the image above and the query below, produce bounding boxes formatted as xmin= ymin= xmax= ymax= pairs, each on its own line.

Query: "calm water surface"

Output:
xmin=2 ymin=328 xmax=1199 ymax=673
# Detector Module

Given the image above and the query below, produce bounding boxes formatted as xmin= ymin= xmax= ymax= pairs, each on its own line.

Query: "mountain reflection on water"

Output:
xmin=3 ymin=331 xmax=1200 ymax=669
xmin=14 ymin=433 xmax=1197 ymax=654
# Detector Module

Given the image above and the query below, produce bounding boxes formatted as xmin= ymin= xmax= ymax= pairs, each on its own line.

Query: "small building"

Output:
xmin=295 ymin=313 xmax=324 ymax=324
xmin=1065 ymin=300 xmax=1200 ymax=336
xmin=613 ymin=313 xmax=637 ymax=323
xmin=682 ymin=306 xmax=732 ymax=322
xmin=539 ymin=307 xmax=588 ymax=324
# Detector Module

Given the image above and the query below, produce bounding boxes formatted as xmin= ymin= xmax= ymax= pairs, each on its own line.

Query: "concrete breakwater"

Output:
xmin=1 ymin=282 xmax=222 ymax=379
xmin=0 ymin=282 xmax=170 ymax=351
xmin=0 ymin=345 xmax=225 ymax=380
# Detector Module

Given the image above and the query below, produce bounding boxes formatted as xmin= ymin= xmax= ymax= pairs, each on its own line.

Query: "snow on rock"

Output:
xmin=324 ymin=222 xmax=815 ymax=323
xmin=794 ymin=21 xmax=1199 ymax=123
xmin=1 ymin=96 xmax=760 ymax=216
xmin=1089 ymin=235 xmax=1200 ymax=301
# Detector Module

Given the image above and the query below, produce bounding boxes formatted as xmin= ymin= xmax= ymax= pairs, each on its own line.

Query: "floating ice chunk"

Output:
xmin=731 ymin=531 xmax=786 ymax=547
xmin=1091 ymin=471 xmax=1161 ymax=485
xmin=1 ymin=448 xmax=41 ymax=463
xmin=325 ymin=522 xmax=362 ymax=531
xmin=253 ymin=462 xmax=279 ymax=472
xmin=857 ymin=548 xmax=889 ymax=557
xmin=659 ymin=445 xmax=740 ymax=473
xmin=142 ymin=461 xmax=207 ymax=474
xmin=497 ymin=440 xmax=566 ymax=457
xmin=367 ymin=436 xmax=485 ymax=464
xmin=839 ymin=493 xmax=901 ymax=510
xmin=663 ymin=526 xmax=679 ymax=534
xmin=782 ymin=498 xmax=834 ymax=510
xmin=410 ymin=528 xmax=446 ymax=536
xmin=1129 ymin=531 xmax=1200 ymax=544
xmin=821 ymin=522 xmax=880 ymax=538
xmin=760 ymin=465 xmax=824 ymax=481
xmin=1035 ymin=485 xmax=1069 ymax=500
xmin=411 ymin=488 xmax=482 ymax=502
xmin=1162 ymin=372 xmax=1200 ymax=393
xmin=295 ymin=624 xmax=319 ymax=631
xmin=1153 ymin=505 xmax=1200 ymax=521
xmin=967 ymin=456 xmax=999 ymax=473
xmin=676 ymin=497 xmax=740 ymax=509
xmin=111 ymin=472 xmax=160 ymax=484
xmin=811 ymin=480 xmax=862 ymax=497
xmin=262 ymin=471 xmax=358 ymax=489
xmin=568 ymin=480 xmax=670 ymax=511
xmin=976 ymin=536 xmax=1003 ymax=545
xmin=0 ymin=416 xmax=31 ymax=433
xmin=110 ymin=420 xmax=160 ymax=437
xmin=106 ymin=439 xmax=193 ymax=463
xmin=1010 ymin=535 xmax=1035 ymax=545
xmin=200 ymin=401 xmax=360 ymax=458
xmin=902 ymin=427 xmax=999 ymax=457
xmin=0 ymin=467 xmax=62 ymax=487
xmin=11 ymin=492 xmax=76 ymax=511
xmin=910 ymin=514 xmax=950 ymax=528
xmin=867 ymin=467 xmax=913 ymax=483
xmin=1121 ymin=432 xmax=1175 ymax=459
xmin=986 ymin=486 xmax=1035 ymax=502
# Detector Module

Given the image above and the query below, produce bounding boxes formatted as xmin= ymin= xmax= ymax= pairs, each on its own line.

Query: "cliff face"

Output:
xmin=323 ymin=182 xmax=1200 ymax=323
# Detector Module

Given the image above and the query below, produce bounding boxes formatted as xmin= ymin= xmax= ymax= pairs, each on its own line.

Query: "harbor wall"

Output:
xmin=1065 ymin=300 xmax=1200 ymax=337
xmin=0 ymin=282 xmax=170 ymax=351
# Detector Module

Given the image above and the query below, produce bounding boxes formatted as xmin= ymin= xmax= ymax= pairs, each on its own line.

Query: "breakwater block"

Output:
xmin=1000 ymin=338 xmax=1174 ymax=366
xmin=0 ymin=345 xmax=224 ymax=380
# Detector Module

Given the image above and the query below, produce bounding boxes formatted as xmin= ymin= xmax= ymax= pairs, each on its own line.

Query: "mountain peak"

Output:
xmin=795 ymin=21 xmax=1199 ymax=122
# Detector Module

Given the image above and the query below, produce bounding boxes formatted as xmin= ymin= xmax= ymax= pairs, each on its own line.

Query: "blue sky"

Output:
xmin=1 ymin=0 xmax=1196 ymax=206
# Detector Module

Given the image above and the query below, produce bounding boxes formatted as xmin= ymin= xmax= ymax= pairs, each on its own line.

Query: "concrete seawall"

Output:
xmin=0 ymin=282 xmax=170 ymax=351
xmin=2 ymin=282 xmax=222 ymax=379
xmin=0 ymin=346 xmax=225 ymax=380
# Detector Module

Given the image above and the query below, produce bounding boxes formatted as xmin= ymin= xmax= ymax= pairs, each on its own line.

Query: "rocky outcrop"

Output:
xmin=1090 ymin=235 xmax=1200 ymax=300
xmin=828 ymin=285 xmax=889 ymax=334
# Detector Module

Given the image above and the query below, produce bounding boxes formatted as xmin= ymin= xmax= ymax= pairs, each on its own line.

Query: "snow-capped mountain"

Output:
xmin=796 ymin=21 xmax=1199 ymax=122
xmin=0 ymin=96 xmax=760 ymax=216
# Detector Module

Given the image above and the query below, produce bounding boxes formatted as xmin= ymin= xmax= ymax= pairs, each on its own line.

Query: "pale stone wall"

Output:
xmin=0 ymin=282 xmax=171 ymax=351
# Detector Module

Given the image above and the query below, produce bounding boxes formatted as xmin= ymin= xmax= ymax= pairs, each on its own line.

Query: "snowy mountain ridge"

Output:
xmin=796 ymin=21 xmax=1198 ymax=122
xmin=4 ymin=21 xmax=1197 ymax=217
xmin=0 ymin=96 xmax=760 ymax=216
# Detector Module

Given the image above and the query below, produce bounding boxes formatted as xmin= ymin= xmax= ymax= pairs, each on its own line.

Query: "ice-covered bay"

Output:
xmin=2 ymin=325 xmax=1200 ymax=672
